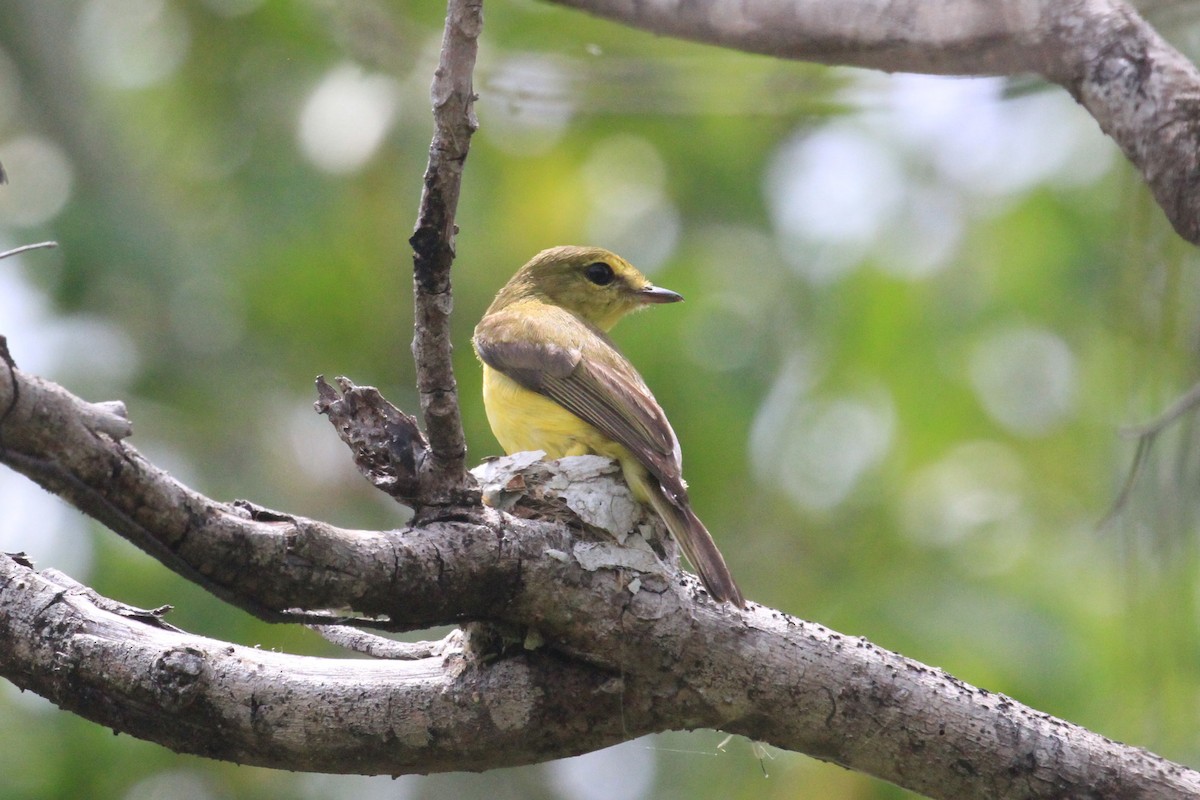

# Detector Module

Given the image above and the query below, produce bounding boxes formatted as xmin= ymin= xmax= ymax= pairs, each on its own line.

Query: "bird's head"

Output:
xmin=495 ymin=246 xmax=682 ymax=331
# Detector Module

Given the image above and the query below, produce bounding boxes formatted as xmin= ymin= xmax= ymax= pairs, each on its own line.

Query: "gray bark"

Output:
xmin=409 ymin=0 xmax=481 ymax=506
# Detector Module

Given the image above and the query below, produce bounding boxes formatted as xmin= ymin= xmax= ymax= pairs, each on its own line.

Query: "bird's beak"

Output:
xmin=638 ymin=285 xmax=684 ymax=304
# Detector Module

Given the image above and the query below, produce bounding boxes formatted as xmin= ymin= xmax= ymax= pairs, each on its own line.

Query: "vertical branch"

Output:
xmin=409 ymin=0 xmax=483 ymax=505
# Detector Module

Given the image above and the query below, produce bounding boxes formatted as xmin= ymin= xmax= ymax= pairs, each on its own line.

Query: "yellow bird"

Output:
xmin=472 ymin=246 xmax=745 ymax=608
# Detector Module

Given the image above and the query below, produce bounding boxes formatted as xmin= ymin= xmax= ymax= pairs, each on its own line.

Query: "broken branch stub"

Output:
xmin=314 ymin=375 xmax=446 ymax=506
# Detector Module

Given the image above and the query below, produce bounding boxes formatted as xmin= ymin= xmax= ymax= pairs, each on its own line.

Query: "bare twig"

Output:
xmin=1121 ymin=380 xmax=1200 ymax=441
xmin=1103 ymin=380 xmax=1200 ymax=524
xmin=0 ymin=241 xmax=57 ymax=260
xmin=408 ymin=0 xmax=483 ymax=505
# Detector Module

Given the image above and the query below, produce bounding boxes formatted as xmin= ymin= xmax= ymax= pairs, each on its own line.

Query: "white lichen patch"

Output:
xmin=472 ymin=452 xmax=645 ymax=539
xmin=547 ymin=455 xmax=642 ymax=539
xmin=573 ymin=535 xmax=660 ymax=574
xmin=472 ymin=452 xmax=672 ymax=590
xmin=472 ymin=450 xmax=547 ymax=510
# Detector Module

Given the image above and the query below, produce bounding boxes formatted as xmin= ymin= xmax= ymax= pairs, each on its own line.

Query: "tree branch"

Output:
xmin=0 ymin=240 xmax=56 ymax=261
xmin=543 ymin=0 xmax=1200 ymax=243
xmin=1103 ymin=379 xmax=1200 ymax=524
xmin=2 ymin=352 xmax=1199 ymax=798
xmin=408 ymin=0 xmax=483 ymax=505
xmin=0 ymin=351 xmax=526 ymax=628
xmin=0 ymin=554 xmax=629 ymax=774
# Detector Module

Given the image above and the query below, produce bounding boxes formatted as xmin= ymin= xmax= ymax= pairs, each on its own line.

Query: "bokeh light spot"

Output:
xmin=77 ymin=0 xmax=190 ymax=89
xmin=875 ymin=184 xmax=963 ymax=279
xmin=901 ymin=441 xmax=1031 ymax=575
xmin=766 ymin=123 xmax=905 ymax=283
xmin=751 ymin=358 xmax=895 ymax=511
xmin=582 ymin=135 xmax=678 ymax=271
xmin=545 ymin=738 xmax=657 ymax=800
xmin=768 ymin=124 xmax=904 ymax=244
xmin=298 ymin=63 xmax=399 ymax=175
xmin=298 ymin=772 xmax=419 ymax=800
xmin=482 ymin=54 xmax=574 ymax=156
xmin=883 ymin=73 xmax=1114 ymax=196
xmin=124 ymin=769 xmax=220 ymax=800
xmin=0 ymin=137 xmax=74 ymax=227
xmin=968 ymin=325 xmax=1077 ymax=436
xmin=0 ymin=474 xmax=94 ymax=580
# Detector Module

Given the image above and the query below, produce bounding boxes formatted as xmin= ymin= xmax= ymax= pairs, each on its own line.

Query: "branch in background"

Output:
xmin=408 ymin=0 xmax=484 ymax=505
xmin=545 ymin=0 xmax=1200 ymax=244
xmin=1103 ymin=379 xmax=1200 ymax=525
xmin=1120 ymin=380 xmax=1200 ymax=441
xmin=307 ymin=626 xmax=465 ymax=660
xmin=3 ymin=354 xmax=1200 ymax=798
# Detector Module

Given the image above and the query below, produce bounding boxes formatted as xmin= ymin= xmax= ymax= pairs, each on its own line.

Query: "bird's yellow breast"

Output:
xmin=481 ymin=364 xmax=657 ymax=505
xmin=482 ymin=365 xmax=615 ymax=458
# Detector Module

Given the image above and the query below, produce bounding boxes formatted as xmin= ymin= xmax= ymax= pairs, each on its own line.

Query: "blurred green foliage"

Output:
xmin=2 ymin=1 xmax=1200 ymax=798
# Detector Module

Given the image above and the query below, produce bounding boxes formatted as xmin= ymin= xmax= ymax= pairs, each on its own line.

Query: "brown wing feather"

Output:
xmin=540 ymin=360 xmax=686 ymax=499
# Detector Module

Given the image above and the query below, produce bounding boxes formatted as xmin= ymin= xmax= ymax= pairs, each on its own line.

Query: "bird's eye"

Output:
xmin=584 ymin=262 xmax=615 ymax=286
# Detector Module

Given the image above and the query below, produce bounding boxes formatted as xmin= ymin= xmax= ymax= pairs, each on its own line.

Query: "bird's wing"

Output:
xmin=474 ymin=305 xmax=686 ymax=500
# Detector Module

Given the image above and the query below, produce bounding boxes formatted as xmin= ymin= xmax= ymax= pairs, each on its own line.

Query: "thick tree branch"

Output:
xmin=2 ymin=354 xmax=1199 ymax=798
xmin=0 ymin=351 xmax=524 ymax=628
xmin=408 ymin=0 xmax=483 ymax=505
xmin=1051 ymin=2 xmax=1200 ymax=243
xmin=0 ymin=343 xmax=405 ymax=626
xmin=0 ymin=554 xmax=632 ymax=774
xmin=544 ymin=0 xmax=1200 ymax=243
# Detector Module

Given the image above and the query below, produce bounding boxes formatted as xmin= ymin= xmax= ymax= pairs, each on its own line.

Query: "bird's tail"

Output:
xmin=645 ymin=485 xmax=746 ymax=609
